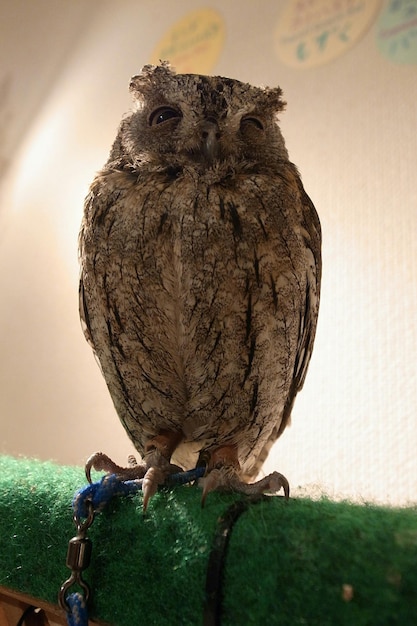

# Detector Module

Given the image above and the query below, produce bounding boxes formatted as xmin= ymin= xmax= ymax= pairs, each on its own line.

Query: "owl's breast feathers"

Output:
xmin=79 ymin=163 xmax=321 ymax=476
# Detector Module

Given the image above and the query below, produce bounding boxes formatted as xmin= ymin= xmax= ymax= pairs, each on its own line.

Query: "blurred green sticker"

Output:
xmin=377 ymin=0 xmax=417 ymax=64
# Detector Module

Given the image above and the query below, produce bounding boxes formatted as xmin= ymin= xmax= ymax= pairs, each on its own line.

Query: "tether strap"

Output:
xmin=204 ymin=496 xmax=268 ymax=626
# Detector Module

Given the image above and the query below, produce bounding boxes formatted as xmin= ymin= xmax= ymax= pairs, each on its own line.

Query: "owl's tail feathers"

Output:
xmin=200 ymin=445 xmax=290 ymax=507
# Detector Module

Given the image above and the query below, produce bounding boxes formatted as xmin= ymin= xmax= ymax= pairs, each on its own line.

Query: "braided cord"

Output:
xmin=66 ymin=592 xmax=89 ymax=626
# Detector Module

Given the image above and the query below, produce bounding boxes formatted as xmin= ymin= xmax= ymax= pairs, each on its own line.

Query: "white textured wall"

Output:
xmin=1 ymin=0 xmax=416 ymax=505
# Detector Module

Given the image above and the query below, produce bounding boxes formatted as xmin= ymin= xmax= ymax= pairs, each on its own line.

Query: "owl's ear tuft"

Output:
xmin=130 ymin=61 xmax=176 ymax=100
xmin=262 ymin=86 xmax=286 ymax=114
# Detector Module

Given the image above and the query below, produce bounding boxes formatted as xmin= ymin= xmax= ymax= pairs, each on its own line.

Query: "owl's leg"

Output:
xmin=201 ymin=444 xmax=290 ymax=506
xmin=85 ymin=430 xmax=184 ymax=511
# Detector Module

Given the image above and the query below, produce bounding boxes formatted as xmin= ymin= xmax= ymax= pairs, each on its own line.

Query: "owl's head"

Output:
xmin=113 ymin=62 xmax=289 ymax=177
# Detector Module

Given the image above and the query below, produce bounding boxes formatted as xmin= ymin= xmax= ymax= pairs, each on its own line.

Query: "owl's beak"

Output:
xmin=201 ymin=118 xmax=221 ymax=162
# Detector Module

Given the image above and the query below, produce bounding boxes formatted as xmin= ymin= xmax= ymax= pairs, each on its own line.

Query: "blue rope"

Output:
xmin=72 ymin=466 xmax=205 ymax=519
xmin=65 ymin=466 xmax=206 ymax=626
xmin=66 ymin=592 xmax=88 ymax=626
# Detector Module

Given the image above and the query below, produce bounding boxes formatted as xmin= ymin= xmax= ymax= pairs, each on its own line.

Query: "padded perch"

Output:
xmin=0 ymin=455 xmax=416 ymax=625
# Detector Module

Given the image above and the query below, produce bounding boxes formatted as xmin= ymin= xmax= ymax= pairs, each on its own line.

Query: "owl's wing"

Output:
xmin=78 ymin=181 xmax=112 ymax=359
xmin=279 ymin=181 xmax=322 ymax=437
xmin=247 ymin=181 xmax=321 ymax=479
xmin=79 ymin=277 xmax=94 ymax=350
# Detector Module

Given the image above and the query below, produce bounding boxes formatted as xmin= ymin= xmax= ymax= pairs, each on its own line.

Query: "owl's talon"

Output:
xmin=201 ymin=468 xmax=222 ymax=507
xmin=263 ymin=471 xmax=290 ymax=499
xmin=140 ymin=443 xmax=184 ymax=512
xmin=200 ymin=467 xmax=290 ymax=506
xmin=142 ymin=466 xmax=165 ymax=512
xmin=85 ymin=451 xmax=147 ymax=483
xmin=85 ymin=452 xmax=122 ymax=483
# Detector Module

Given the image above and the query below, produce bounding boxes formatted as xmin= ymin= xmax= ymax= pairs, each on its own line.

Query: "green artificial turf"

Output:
xmin=1 ymin=455 xmax=416 ymax=625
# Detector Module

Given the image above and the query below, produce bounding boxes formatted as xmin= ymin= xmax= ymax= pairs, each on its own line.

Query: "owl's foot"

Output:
xmin=200 ymin=445 xmax=290 ymax=506
xmin=85 ymin=430 xmax=184 ymax=512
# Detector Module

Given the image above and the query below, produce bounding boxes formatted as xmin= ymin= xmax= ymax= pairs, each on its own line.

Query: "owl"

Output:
xmin=79 ymin=62 xmax=321 ymax=510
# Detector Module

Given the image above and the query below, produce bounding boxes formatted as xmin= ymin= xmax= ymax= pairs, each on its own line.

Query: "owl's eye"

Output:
xmin=240 ymin=116 xmax=264 ymax=131
xmin=149 ymin=106 xmax=182 ymax=126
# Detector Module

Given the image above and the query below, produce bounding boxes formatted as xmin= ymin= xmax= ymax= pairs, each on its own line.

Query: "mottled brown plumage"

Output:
xmin=79 ymin=62 xmax=321 ymax=507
